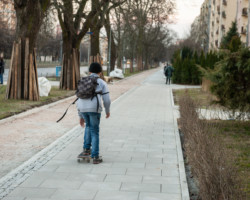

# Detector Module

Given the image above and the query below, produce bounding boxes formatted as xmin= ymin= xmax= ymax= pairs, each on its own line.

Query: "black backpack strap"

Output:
xmin=57 ymin=98 xmax=79 ymax=123
xmin=91 ymin=92 xmax=110 ymax=112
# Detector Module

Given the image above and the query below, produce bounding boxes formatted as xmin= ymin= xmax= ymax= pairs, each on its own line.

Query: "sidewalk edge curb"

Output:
xmin=170 ymin=88 xmax=190 ymax=200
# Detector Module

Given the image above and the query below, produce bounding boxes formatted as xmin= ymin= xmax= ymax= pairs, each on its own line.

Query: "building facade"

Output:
xmin=200 ymin=0 xmax=211 ymax=52
xmin=209 ymin=0 xmax=237 ymax=50
xmin=237 ymin=0 xmax=250 ymax=45
xmin=193 ymin=0 xmax=250 ymax=51
xmin=0 ymin=0 xmax=16 ymax=30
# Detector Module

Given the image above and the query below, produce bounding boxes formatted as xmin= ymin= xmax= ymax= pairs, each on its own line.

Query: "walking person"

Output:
xmin=77 ymin=62 xmax=111 ymax=164
xmin=164 ymin=63 xmax=174 ymax=85
xmin=0 ymin=56 xmax=4 ymax=85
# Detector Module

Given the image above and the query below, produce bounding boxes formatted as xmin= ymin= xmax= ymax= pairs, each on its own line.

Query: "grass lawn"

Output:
xmin=173 ymin=88 xmax=218 ymax=108
xmin=0 ymin=85 xmax=75 ymax=120
xmin=209 ymin=120 xmax=250 ymax=198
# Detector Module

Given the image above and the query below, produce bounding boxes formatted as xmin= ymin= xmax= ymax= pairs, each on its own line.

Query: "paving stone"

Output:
xmin=162 ymin=169 xmax=179 ymax=177
xmin=66 ymin=173 xmax=106 ymax=182
xmin=80 ymin=181 xmax=121 ymax=191
xmin=126 ymin=168 xmax=161 ymax=176
xmin=51 ymin=189 xmax=96 ymax=199
xmin=104 ymin=175 xmax=142 ymax=183
xmin=111 ymin=162 xmax=145 ymax=168
xmin=37 ymin=165 xmax=58 ymax=172
xmin=139 ymin=192 xmax=181 ymax=200
xmin=55 ymin=166 xmax=92 ymax=173
xmin=131 ymin=157 xmax=162 ymax=164
xmin=8 ymin=188 xmax=56 ymax=198
xmin=94 ymin=191 xmax=139 ymax=200
xmin=142 ymin=176 xmax=180 ymax=185
xmin=40 ymin=179 xmax=82 ymax=189
xmin=2 ymin=197 xmax=25 ymax=200
xmin=19 ymin=177 xmax=45 ymax=188
xmin=121 ymin=182 xmax=160 ymax=193
xmin=162 ymin=184 xmax=181 ymax=194
xmin=90 ymin=167 xmax=126 ymax=175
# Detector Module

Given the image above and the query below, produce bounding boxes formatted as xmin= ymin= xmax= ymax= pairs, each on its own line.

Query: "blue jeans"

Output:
xmin=0 ymin=74 xmax=3 ymax=84
xmin=80 ymin=112 xmax=101 ymax=158
xmin=166 ymin=76 xmax=171 ymax=84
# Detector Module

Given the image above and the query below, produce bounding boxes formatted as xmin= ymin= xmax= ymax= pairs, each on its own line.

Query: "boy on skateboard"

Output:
xmin=77 ymin=63 xmax=111 ymax=164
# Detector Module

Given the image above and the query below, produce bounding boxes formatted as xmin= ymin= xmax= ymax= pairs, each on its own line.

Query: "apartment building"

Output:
xmin=193 ymin=0 xmax=250 ymax=51
xmin=200 ymin=0 xmax=211 ymax=52
xmin=237 ymin=0 xmax=250 ymax=45
xmin=209 ymin=0 xmax=237 ymax=50
xmin=0 ymin=0 xmax=16 ymax=30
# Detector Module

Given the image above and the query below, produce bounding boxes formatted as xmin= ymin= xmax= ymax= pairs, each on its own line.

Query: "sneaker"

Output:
xmin=83 ymin=148 xmax=91 ymax=156
xmin=93 ymin=156 xmax=103 ymax=164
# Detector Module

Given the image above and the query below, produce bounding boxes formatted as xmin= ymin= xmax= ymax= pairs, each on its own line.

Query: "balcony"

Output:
xmin=241 ymin=27 xmax=247 ymax=35
xmin=212 ymin=21 xmax=214 ymax=26
xmin=217 ymin=5 xmax=220 ymax=14
xmin=221 ymin=25 xmax=225 ymax=32
xmin=242 ymin=8 xmax=248 ymax=17
xmin=215 ymin=40 xmax=218 ymax=47
xmin=213 ymin=0 xmax=215 ymax=5
xmin=216 ymin=17 xmax=219 ymax=23
xmin=223 ymin=0 xmax=227 ymax=6
xmin=222 ymin=11 xmax=226 ymax=18
xmin=216 ymin=29 xmax=219 ymax=35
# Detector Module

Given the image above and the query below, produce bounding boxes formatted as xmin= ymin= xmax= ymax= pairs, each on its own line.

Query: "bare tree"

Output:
xmin=6 ymin=0 xmax=51 ymax=100
xmin=53 ymin=0 xmax=112 ymax=90
xmin=115 ymin=0 xmax=176 ymax=70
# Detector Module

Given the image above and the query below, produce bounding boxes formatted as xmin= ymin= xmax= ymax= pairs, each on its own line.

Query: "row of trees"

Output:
xmin=4 ymin=0 xmax=176 ymax=100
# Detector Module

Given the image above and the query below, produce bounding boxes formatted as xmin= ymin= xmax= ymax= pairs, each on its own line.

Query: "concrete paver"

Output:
xmin=1 ymin=70 xmax=190 ymax=200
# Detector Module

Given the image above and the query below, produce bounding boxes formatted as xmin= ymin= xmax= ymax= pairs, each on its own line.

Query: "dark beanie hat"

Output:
xmin=89 ymin=62 xmax=102 ymax=73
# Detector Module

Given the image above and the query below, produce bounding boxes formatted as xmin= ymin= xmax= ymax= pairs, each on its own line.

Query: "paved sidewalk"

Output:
xmin=2 ymin=70 xmax=189 ymax=200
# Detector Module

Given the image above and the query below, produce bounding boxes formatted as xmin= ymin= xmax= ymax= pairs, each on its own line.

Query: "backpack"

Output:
xmin=76 ymin=76 xmax=99 ymax=99
xmin=57 ymin=76 xmax=108 ymax=123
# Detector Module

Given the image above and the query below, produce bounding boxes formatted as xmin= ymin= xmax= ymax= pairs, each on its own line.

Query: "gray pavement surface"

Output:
xmin=1 ymin=70 xmax=189 ymax=200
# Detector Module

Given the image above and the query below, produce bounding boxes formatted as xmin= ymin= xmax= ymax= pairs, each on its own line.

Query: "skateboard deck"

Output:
xmin=77 ymin=152 xmax=91 ymax=163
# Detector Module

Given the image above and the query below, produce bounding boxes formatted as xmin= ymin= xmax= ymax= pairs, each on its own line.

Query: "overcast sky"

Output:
xmin=169 ymin=0 xmax=204 ymax=39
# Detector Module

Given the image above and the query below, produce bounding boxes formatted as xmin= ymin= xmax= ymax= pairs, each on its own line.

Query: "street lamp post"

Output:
xmin=108 ymin=27 xmax=112 ymax=76
xmin=87 ymin=30 xmax=93 ymax=65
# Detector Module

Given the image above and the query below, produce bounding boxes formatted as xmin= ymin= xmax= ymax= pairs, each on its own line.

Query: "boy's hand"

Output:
xmin=80 ymin=118 xmax=85 ymax=127
xmin=106 ymin=113 xmax=110 ymax=118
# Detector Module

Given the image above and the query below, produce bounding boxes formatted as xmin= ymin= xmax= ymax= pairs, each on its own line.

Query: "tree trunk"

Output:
xmin=137 ymin=55 xmax=143 ymax=71
xmin=90 ymin=27 xmax=100 ymax=57
xmin=60 ymin=38 xmax=80 ymax=90
xmin=105 ymin=23 xmax=117 ymax=72
xmin=6 ymin=0 xmax=50 ymax=100
xmin=144 ymin=46 xmax=149 ymax=70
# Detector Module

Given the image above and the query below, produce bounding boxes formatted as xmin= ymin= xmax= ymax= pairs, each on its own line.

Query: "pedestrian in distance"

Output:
xmin=76 ymin=62 xmax=111 ymax=164
xmin=0 ymin=56 xmax=4 ymax=85
xmin=164 ymin=63 xmax=174 ymax=85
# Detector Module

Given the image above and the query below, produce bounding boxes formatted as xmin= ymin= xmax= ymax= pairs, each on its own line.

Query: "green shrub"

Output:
xmin=210 ymin=47 xmax=250 ymax=118
xmin=172 ymin=47 xmax=202 ymax=85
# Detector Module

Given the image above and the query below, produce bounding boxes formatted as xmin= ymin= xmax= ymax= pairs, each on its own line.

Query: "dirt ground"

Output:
xmin=0 ymin=68 xmax=160 ymax=179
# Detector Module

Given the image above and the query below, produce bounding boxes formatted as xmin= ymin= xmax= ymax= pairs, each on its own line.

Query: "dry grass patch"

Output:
xmin=179 ymin=95 xmax=246 ymax=199
xmin=173 ymin=88 xmax=218 ymax=108
xmin=0 ymin=85 xmax=75 ymax=120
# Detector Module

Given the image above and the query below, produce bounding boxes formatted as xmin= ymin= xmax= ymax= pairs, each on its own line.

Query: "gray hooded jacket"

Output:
xmin=76 ymin=73 xmax=111 ymax=116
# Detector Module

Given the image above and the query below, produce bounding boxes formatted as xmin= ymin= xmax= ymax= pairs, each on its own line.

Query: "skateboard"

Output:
xmin=77 ymin=152 xmax=91 ymax=163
